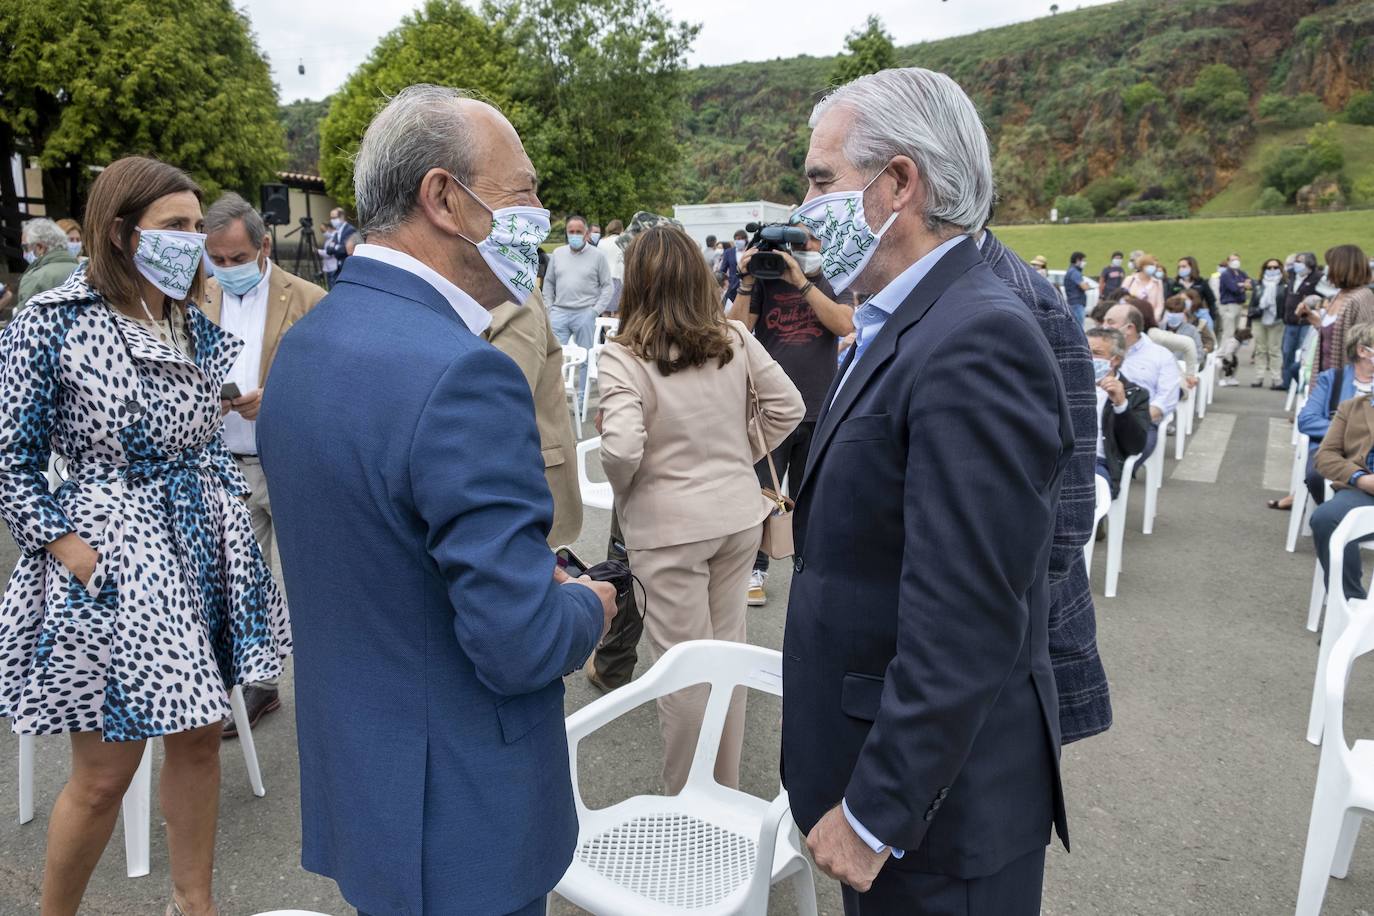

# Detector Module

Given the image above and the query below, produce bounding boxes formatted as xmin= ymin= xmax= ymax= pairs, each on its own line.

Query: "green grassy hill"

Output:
xmin=992 ymin=209 xmax=1374 ymax=277
xmin=1199 ymin=123 xmax=1374 ymax=215
xmin=674 ymin=0 xmax=1374 ymax=217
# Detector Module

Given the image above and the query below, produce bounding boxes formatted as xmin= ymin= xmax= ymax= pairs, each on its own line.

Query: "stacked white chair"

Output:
xmin=1308 ymin=509 xmax=1374 ymax=745
xmin=554 ymin=641 xmax=817 ymax=916
xmin=1103 ymin=454 xmax=1139 ymax=598
xmin=1287 ymin=433 xmax=1313 ymax=553
xmin=1296 ymin=562 xmax=1374 ymax=914
xmin=579 ymin=318 xmax=620 ymax=425
xmin=576 ymin=437 xmax=614 ymax=511
xmin=1084 ymin=474 xmax=1111 ymax=578
xmin=563 ymin=344 xmax=590 ymax=423
xmin=1173 ymin=361 xmax=1190 ymax=461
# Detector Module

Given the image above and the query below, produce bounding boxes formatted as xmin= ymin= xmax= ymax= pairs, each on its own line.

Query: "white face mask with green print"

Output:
xmin=449 ymin=173 xmax=550 ymax=305
xmin=133 ymin=227 xmax=207 ymax=300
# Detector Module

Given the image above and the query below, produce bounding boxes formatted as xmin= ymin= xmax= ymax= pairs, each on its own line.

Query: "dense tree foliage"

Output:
xmin=317 ymin=0 xmax=695 ymax=222
xmin=0 ymin=0 xmax=284 ymax=216
xmin=830 ymin=17 xmax=897 ymax=87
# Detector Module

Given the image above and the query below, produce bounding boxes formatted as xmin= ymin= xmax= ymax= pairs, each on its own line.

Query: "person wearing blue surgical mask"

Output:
xmin=1280 ymin=251 xmax=1322 ymax=390
xmin=202 ymin=191 xmax=327 ymax=736
xmin=323 ymin=207 xmax=357 ymax=284
xmin=545 ymin=213 xmax=613 ymax=394
xmin=1122 ymin=253 xmax=1165 ymax=322
xmin=1168 ymin=255 xmax=1215 ymax=332
xmin=1247 ymin=257 xmax=1288 ymax=388
xmin=1086 ymin=326 xmax=1151 ymax=500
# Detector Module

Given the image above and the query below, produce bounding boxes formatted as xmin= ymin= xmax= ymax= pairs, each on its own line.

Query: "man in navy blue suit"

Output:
xmin=258 ymin=85 xmax=617 ymax=916
xmin=785 ymin=68 xmax=1073 ymax=915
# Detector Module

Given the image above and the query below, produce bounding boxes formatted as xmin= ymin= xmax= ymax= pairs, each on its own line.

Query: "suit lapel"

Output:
xmin=259 ymin=265 xmax=293 ymax=388
xmin=799 ymin=237 xmax=982 ymax=501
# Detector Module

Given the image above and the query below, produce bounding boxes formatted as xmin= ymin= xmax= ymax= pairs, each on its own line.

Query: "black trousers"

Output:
xmin=841 ymin=846 xmax=1047 ymax=916
xmin=753 ymin=420 xmax=816 ymax=572
xmin=589 ymin=511 xmax=644 ymax=689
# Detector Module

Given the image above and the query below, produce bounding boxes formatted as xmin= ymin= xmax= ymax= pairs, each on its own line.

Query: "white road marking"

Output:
xmin=1172 ymin=412 xmax=1237 ymax=483
xmin=1263 ymin=417 xmax=1296 ymax=492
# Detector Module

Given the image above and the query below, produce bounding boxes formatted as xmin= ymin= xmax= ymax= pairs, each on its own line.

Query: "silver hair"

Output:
xmin=810 ymin=68 xmax=993 ymax=234
xmin=205 ymin=192 xmax=267 ymax=248
xmin=1086 ymin=326 xmax=1126 ymax=358
xmin=22 ymin=218 xmax=67 ymax=252
xmin=354 ymin=84 xmax=477 ymax=237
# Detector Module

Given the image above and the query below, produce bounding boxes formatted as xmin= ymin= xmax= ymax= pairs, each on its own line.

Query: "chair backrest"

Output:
xmin=575 ymin=436 xmax=614 ymax=511
xmin=1092 ymin=474 xmax=1111 ymax=529
xmin=1321 ymin=592 xmax=1374 ymax=769
xmin=594 ymin=317 xmax=619 ymax=345
xmin=1114 ymin=454 xmax=1140 ymax=504
xmin=1324 ymin=508 xmax=1374 ymax=647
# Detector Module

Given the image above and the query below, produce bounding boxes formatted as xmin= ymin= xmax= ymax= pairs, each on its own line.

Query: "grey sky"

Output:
xmin=244 ymin=0 xmax=1119 ymax=103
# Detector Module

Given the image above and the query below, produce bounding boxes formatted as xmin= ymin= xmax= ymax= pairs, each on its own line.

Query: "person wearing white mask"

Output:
xmin=1168 ymin=255 xmax=1216 ymax=331
xmin=725 ymin=223 xmax=854 ymax=606
xmin=1218 ymin=251 xmax=1252 ymax=342
xmin=1122 ymin=252 xmax=1165 ymax=321
xmin=201 ymin=191 xmax=326 ymax=737
xmin=255 ymin=86 xmax=618 ymax=916
xmin=16 ymin=217 xmax=79 ymax=310
xmin=322 ymin=206 xmax=357 ymax=284
xmin=0 ymin=156 xmax=290 ymax=916
xmin=1281 ymin=252 xmax=1322 ymax=390
xmin=1246 ymin=256 xmax=1288 ymax=388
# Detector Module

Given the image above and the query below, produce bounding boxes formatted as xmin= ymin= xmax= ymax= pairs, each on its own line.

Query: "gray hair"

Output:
xmin=1297 ymin=251 xmax=1318 ymax=271
xmin=1086 ymin=326 xmax=1126 ymax=358
xmin=810 ymin=68 xmax=993 ymax=234
xmin=205 ymin=192 xmax=267 ymax=247
xmin=354 ymin=84 xmax=477 ymax=237
xmin=22 ymin=218 xmax=67 ymax=252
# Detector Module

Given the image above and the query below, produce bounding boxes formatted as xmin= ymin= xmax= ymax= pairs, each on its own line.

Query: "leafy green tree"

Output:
xmin=1262 ymin=124 xmax=1345 ymax=201
xmin=318 ymin=1 xmax=518 ymax=213
xmin=1180 ymin=63 xmax=1249 ymax=122
xmin=500 ymin=0 xmax=699 ymax=220
xmin=279 ymin=99 xmax=331 ymax=174
xmin=1257 ymin=187 xmax=1287 ymax=211
xmin=1122 ymin=81 xmax=1167 ymax=119
xmin=830 ymin=16 xmax=897 ymax=87
xmin=1344 ymin=91 xmax=1374 ymax=127
xmin=1257 ymin=93 xmax=1326 ymax=128
xmin=0 ymin=0 xmax=284 ymax=216
xmin=1053 ymin=194 xmax=1094 ymax=221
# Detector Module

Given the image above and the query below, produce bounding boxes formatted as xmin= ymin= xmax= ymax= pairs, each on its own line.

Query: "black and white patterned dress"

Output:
xmin=0 ymin=271 xmax=290 ymax=741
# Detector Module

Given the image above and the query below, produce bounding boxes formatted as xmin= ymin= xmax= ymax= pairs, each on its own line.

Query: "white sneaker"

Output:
xmin=747 ymin=570 xmax=768 ymax=607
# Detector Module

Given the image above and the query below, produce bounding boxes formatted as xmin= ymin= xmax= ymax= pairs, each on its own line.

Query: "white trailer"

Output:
xmin=672 ymin=201 xmax=796 ymax=249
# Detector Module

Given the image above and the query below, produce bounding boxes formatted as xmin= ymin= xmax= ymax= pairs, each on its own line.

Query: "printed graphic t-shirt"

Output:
xmin=751 ymin=274 xmax=845 ymax=422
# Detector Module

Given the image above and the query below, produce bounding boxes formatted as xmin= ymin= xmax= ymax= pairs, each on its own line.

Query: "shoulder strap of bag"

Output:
xmin=734 ymin=326 xmax=786 ymax=503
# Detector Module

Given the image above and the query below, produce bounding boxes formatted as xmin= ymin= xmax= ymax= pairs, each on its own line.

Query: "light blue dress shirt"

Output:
xmin=831 ymin=233 xmax=968 ymax=858
xmin=832 ymin=234 xmax=970 ymax=406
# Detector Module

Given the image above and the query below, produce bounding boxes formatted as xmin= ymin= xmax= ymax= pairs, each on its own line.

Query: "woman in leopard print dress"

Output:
xmin=0 ymin=158 xmax=289 ymax=916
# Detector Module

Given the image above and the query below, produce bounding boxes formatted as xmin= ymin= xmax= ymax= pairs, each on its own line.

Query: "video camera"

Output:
xmin=743 ymin=221 xmax=809 ymax=281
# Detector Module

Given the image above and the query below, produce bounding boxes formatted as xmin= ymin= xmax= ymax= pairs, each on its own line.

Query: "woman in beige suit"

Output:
xmin=597 ymin=226 xmax=803 ymax=793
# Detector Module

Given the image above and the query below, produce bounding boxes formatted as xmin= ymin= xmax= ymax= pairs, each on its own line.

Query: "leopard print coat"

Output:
xmin=0 ymin=270 xmax=290 ymax=741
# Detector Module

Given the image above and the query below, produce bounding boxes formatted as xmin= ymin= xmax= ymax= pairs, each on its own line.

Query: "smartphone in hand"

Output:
xmin=221 ymin=382 xmax=242 ymax=402
xmin=554 ymin=546 xmax=589 ymax=578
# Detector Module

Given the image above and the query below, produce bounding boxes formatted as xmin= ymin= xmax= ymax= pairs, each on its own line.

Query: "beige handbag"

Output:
xmin=745 ymin=354 xmax=795 ymax=559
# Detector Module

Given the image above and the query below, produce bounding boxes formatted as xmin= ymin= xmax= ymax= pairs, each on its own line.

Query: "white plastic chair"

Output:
xmin=581 ymin=343 xmax=605 ymax=426
xmin=18 ymin=685 xmax=263 ymax=878
xmin=1287 ymin=434 xmax=1312 ymax=553
xmin=553 ymin=641 xmax=817 ymax=916
xmin=1296 ymin=594 xmax=1374 ymax=915
xmin=1309 ymin=508 xmax=1374 ymax=745
xmin=1173 ymin=363 xmax=1190 ymax=460
xmin=576 ymin=436 xmax=614 ymax=511
xmin=1084 ymin=474 xmax=1111 ymax=578
xmin=1104 ymin=454 xmax=1139 ymax=598
xmin=1303 ymin=484 xmax=1374 ymax=634
xmin=563 ymin=344 xmax=589 ymax=419
xmin=595 ymin=316 xmax=619 ymax=345
xmin=1142 ymin=414 xmax=1171 ymax=535
xmin=1287 ymin=377 xmax=1301 ymax=412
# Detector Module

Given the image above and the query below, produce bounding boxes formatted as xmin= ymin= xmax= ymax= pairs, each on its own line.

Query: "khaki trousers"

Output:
xmin=1252 ymin=321 xmax=1283 ymax=383
xmin=237 ymin=456 xmax=279 ymax=688
xmin=628 ymin=522 xmax=761 ymax=795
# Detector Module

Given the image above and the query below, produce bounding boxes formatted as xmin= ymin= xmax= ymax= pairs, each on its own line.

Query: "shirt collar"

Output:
xmin=352 ymin=243 xmax=492 ymax=335
xmin=864 ymin=234 xmax=970 ymax=319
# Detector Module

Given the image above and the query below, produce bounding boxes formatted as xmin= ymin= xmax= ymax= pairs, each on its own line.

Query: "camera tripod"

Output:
xmin=284 ymin=217 xmax=323 ymax=286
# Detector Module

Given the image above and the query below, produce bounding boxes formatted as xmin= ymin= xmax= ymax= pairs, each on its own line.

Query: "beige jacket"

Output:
xmin=201 ymin=262 xmax=325 ymax=388
xmin=485 ymin=288 xmax=583 ymax=547
xmin=598 ymin=319 xmax=804 ymax=550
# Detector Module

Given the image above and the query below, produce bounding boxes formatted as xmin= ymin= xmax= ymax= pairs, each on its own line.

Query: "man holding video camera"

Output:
xmin=726 ymin=224 xmax=854 ymax=606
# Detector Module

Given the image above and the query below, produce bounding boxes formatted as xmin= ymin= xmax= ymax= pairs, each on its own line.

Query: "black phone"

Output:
xmin=554 ymin=546 xmax=588 ymax=578
xmin=220 ymin=382 xmax=242 ymax=402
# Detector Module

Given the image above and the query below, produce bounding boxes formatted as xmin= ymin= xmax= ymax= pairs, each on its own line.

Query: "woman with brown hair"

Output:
xmin=0 ymin=156 xmax=289 ymax=916
xmin=1302 ymin=244 xmax=1374 ymax=375
xmin=596 ymin=224 xmax=803 ymax=793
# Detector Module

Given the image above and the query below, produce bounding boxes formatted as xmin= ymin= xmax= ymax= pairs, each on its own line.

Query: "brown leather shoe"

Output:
xmin=583 ymin=656 xmax=614 ymax=694
xmin=222 ymin=686 xmax=281 ymax=740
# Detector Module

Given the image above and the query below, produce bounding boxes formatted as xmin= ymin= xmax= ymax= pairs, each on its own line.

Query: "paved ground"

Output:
xmin=2 ymin=356 xmax=1373 ymax=915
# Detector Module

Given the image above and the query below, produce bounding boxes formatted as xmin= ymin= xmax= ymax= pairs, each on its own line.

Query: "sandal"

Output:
xmin=1266 ymin=498 xmax=1292 ymax=511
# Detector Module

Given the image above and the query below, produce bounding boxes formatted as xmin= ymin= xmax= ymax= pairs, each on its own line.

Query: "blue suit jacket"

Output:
xmin=257 ymin=255 xmax=602 ymax=916
xmin=981 ymin=230 xmax=1111 ymax=743
xmin=781 ymin=238 xmax=1072 ymax=878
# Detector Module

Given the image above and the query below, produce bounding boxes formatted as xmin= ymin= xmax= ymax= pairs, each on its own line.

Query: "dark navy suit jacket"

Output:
xmin=257 ymin=255 xmax=603 ymax=915
xmin=781 ymin=238 xmax=1072 ymax=879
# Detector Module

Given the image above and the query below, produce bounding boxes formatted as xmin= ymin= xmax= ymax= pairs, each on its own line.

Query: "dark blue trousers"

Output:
xmin=841 ymin=846 xmax=1047 ymax=916
xmin=1311 ymin=486 xmax=1374 ymax=601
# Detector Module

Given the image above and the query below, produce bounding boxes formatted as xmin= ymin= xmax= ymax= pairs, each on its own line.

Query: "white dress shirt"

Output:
xmin=351 ymin=243 xmax=492 ymax=335
xmin=1121 ymin=335 xmax=1181 ymax=420
xmin=220 ymin=260 xmax=272 ymax=456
